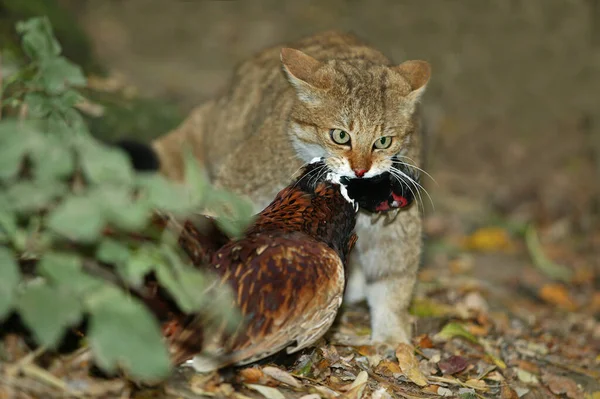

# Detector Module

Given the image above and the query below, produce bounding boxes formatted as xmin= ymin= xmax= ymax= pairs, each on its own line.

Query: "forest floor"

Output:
xmin=2 ymin=1 xmax=599 ymax=398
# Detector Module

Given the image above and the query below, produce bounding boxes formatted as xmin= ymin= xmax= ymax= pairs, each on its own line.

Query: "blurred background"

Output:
xmin=2 ymin=0 xmax=598 ymax=276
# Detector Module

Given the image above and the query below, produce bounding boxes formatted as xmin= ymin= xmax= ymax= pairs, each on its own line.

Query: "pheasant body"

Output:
xmin=168 ymin=161 xmax=358 ymax=370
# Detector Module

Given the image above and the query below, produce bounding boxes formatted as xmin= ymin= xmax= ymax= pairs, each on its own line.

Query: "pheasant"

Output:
xmin=153 ymin=160 xmax=417 ymax=372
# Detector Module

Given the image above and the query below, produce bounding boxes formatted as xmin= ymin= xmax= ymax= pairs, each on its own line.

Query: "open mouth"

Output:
xmin=339 ymin=163 xmax=418 ymax=213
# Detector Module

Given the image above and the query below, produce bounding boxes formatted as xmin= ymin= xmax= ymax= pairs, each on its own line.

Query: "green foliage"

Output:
xmin=0 ymin=17 xmax=251 ymax=381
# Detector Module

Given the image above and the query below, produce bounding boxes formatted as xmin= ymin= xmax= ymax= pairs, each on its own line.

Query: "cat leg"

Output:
xmin=343 ymin=251 xmax=367 ymax=304
xmin=355 ymin=206 xmax=422 ymax=346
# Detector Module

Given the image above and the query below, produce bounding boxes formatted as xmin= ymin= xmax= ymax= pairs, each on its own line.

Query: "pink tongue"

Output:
xmin=392 ymin=193 xmax=409 ymax=207
xmin=375 ymin=202 xmax=390 ymax=211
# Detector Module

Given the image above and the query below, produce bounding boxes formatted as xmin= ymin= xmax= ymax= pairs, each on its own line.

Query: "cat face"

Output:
xmin=282 ymin=48 xmax=430 ymax=179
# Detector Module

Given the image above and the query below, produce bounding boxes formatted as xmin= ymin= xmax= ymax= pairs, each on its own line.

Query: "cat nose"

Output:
xmin=354 ymin=169 xmax=368 ymax=178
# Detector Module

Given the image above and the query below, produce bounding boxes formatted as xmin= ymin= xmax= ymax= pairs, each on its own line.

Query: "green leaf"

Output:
xmin=434 ymin=322 xmax=479 ymax=344
xmin=30 ymin=136 xmax=75 ymax=181
xmin=0 ymin=120 xmax=40 ymax=181
xmin=37 ymin=57 xmax=86 ymax=94
xmin=182 ymin=149 xmax=208 ymax=204
xmin=155 ymin=246 xmax=206 ymax=313
xmin=206 ymin=189 xmax=254 ymax=238
xmin=0 ymin=211 xmax=17 ymax=244
xmin=137 ymin=174 xmax=195 ymax=215
xmin=37 ymin=253 xmax=103 ymax=296
xmin=525 ymin=225 xmax=573 ymax=282
xmin=87 ymin=291 xmax=171 ymax=381
xmin=5 ymin=180 xmax=67 ymax=213
xmin=95 ymin=187 xmax=152 ymax=232
xmin=47 ymin=194 xmax=105 ymax=243
xmin=0 ymin=247 xmax=21 ymax=320
xmin=16 ymin=17 xmax=61 ymax=61
xmin=122 ymin=244 xmax=160 ymax=287
xmin=17 ymin=282 xmax=83 ymax=347
xmin=24 ymin=92 xmax=53 ymax=118
xmin=96 ymin=238 xmax=130 ymax=266
xmin=79 ymin=142 xmax=134 ymax=185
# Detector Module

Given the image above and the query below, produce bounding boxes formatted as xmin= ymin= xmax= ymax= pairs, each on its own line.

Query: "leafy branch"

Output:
xmin=0 ymin=17 xmax=252 ymax=382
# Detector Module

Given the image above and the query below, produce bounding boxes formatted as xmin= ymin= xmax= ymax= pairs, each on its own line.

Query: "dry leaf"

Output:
xmin=539 ymin=283 xmax=578 ymax=311
xmin=348 ymin=370 xmax=368 ymax=390
xmin=314 ymin=385 xmax=341 ymax=399
xmin=465 ymin=379 xmax=488 ymax=391
xmin=299 ymin=395 xmax=321 ymax=399
xmin=516 ymin=368 xmax=540 ymax=385
xmin=342 ymin=371 xmax=368 ymax=399
xmin=371 ymin=387 xmax=393 ymax=399
xmin=541 ymin=372 xmax=582 ymax=399
xmin=500 ymin=385 xmax=519 ymax=399
xmin=375 ymin=359 xmax=402 ymax=376
xmin=437 ymin=387 xmax=454 ymax=396
xmin=239 ymin=367 xmax=264 ymax=383
xmin=395 ymin=343 xmax=428 ymax=387
xmin=438 ymin=355 xmax=468 ymax=375
xmin=462 ymin=227 xmax=515 ymax=252
xmin=246 ymin=384 xmax=286 ymax=399
xmin=262 ymin=366 xmax=301 ymax=388
xmin=417 ymin=335 xmax=434 ymax=349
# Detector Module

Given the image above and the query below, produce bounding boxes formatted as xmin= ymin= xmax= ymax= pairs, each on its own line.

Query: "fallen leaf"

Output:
xmin=437 ymin=387 xmax=454 ymax=396
xmin=434 ymin=322 xmax=479 ymax=344
xmin=356 ymin=345 xmax=376 ymax=356
xmin=299 ymin=395 xmax=321 ymax=399
xmin=538 ymin=283 xmax=577 ymax=311
xmin=500 ymin=385 xmax=519 ymax=399
xmin=417 ymin=335 xmax=434 ymax=349
xmin=246 ymin=384 xmax=286 ymax=399
xmin=462 ymin=227 xmax=515 ymax=252
xmin=516 ymin=368 xmax=539 ymax=385
xmin=262 ymin=366 xmax=301 ymax=388
xmin=465 ymin=379 xmax=488 ymax=391
xmin=375 ymin=359 xmax=402 ymax=377
xmin=395 ymin=343 xmax=428 ymax=387
xmin=438 ymin=355 xmax=468 ymax=375
xmin=371 ymin=387 xmax=393 ymax=399
xmin=410 ymin=297 xmax=455 ymax=317
xmin=348 ymin=370 xmax=368 ymax=390
xmin=239 ymin=367 xmax=264 ymax=383
xmin=541 ymin=372 xmax=582 ymax=399
xmin=314 ymin=385 xmax=340 ymax=399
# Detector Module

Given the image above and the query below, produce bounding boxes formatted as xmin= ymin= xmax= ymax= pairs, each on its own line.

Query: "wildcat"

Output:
xmin=146 ymin=31 xmax=431 ymax=346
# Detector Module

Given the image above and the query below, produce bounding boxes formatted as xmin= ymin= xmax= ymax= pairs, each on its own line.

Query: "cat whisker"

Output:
xmin=289 ymin=161 xmax=311 ymax=180
xmin=391 ymin=167 xmax=435 ymax=211
xmin=292 ymin=165 xmax=322 ymax=189
xmin=388 ymin=169 xmax=423 ymax=212
xmin=391 ymin=155 xmax=438 ymax=186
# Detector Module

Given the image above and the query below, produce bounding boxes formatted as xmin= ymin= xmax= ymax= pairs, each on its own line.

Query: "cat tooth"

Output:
xmin=384 ymin=209 xmax=400 ymax=225
xmin=370 ymin=212 xmax=383 ymax=225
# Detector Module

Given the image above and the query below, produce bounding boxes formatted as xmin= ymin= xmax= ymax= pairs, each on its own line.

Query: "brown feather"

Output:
xmin=166 ymin=162 xmax=357 ymax=370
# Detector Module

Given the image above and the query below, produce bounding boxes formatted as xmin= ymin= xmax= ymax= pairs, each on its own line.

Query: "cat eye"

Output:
xmin=330 ymin=129 xmax=351 ymax=145
xmin=373 ymin=136 xmax=393 ymax=149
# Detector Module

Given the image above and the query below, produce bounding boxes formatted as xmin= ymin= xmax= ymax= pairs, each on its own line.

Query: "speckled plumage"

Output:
xmin=166 ymin=162 xmax=357 ymax=371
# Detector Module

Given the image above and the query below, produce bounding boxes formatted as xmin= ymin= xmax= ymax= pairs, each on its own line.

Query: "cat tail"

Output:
xmin=112 ymin=139 xmax=161 ymax=172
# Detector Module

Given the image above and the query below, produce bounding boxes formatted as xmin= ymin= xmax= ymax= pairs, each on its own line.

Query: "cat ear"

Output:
xmin=392 ymin=60 xmax=431 ymax=105
xmin=281 ymin=48 xmax=334 ymax=103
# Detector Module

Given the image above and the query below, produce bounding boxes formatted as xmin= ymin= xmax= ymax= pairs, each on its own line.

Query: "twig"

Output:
xmin=4 ymin=346 xmax=46 ymax=378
